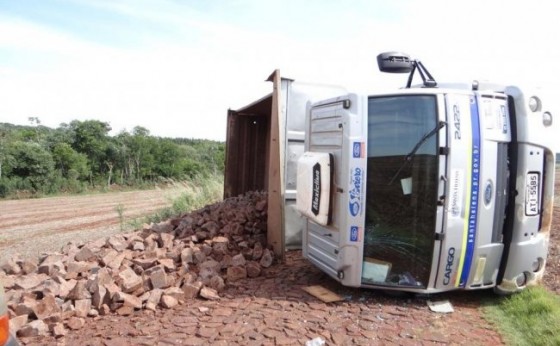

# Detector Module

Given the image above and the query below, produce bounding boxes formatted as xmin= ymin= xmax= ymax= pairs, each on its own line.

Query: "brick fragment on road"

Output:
xmin=182 ymin=281 xmax=203 ymax=299
xmin=66 ymin=317 xmax=85 ymax=330
xmin=74 ymin=299 xmax=91 ymax=318
xmin=17 ymin=320 xmax=49 ymax=337
xmin=160 ymin=295 xmax=178 ymax=309
xmin=32 ymin=295 xmax=61 ymax=320
xmin=67 ymin=280 xmax=91 ymax=300
xmin=118 ymin=267 xmax=143 ymax=293
xmin=74 ymin=247 xmax=96 ymax=262
xmin=227 ymin=266 xmax=247 ymax=282
xmin=200 ymin=287 xmax=220 ymax=300
xmin=114 ymin=291 xmax=143 ymax=309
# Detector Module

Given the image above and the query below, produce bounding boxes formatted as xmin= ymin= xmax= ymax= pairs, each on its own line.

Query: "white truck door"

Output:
xmin=300 ymin=93 xmax=367 ymax=287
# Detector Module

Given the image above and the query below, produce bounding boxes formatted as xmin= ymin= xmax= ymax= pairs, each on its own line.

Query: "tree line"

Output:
xmin=0 ymin=119 xmax=225 ymax=198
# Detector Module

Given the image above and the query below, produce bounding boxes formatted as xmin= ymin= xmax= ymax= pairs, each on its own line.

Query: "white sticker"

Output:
xmin=484 ymin=100 xmax=495 ymax=130
xmin=401 ymin=177 xmax=412 ymax=195
xmin=449 ymin=169 xmax=464 ymax=218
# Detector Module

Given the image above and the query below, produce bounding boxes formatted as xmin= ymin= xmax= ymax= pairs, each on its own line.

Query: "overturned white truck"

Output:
xmin=224 ymin=53 xmax=556 ymax=294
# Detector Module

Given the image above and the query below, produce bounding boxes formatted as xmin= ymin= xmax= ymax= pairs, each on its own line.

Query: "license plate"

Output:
xmin=525 ymin=172 xmax=540 ymax=216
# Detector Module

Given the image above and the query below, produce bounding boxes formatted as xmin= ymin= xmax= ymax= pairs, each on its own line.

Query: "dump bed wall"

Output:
xmin=224 ymin=71 xmax=346 ymax=257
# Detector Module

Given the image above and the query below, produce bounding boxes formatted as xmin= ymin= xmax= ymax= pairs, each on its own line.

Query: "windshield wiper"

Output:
xmin=388 ymin=121 xmax=446 ymax=185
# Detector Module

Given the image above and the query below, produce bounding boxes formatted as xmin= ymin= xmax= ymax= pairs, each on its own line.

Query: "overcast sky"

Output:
xmin=0 ymin=0 xmax=559 ymax=145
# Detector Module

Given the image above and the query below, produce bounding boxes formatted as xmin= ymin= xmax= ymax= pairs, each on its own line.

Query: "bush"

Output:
xmin=0 ymin=178 xmax=15 ymax=198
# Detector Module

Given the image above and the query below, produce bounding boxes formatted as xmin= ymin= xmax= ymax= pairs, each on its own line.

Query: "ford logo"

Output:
xmin=484 ymin=180 xmax=493 ymax=205
xmin=349 ymin=202 xmax=360 ymax=216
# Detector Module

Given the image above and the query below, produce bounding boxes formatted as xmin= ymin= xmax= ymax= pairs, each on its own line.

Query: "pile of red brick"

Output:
xmin=0 ymin=191 xmax=272 ymax=338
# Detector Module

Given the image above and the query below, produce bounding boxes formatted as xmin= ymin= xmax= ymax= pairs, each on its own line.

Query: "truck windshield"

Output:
xmin=362 ymin=95 xmax=438 ymax=288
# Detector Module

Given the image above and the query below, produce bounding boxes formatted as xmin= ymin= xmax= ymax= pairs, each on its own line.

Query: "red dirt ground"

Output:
xmin=2 ymin=171 xmax=559 ymax=345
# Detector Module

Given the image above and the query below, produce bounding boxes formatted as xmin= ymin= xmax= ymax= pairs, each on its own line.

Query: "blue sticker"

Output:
xmin=348 ymin=167 xmax=363 ymax=216
xmin=353 ymin=142 xmax=362 ymax=158
xmin=349 ymin=202 xmax=360 ymax=216
xmin=350 ymin=226 xmax=359 ymax=242
xmin=459 ymin=95 xmax=481 ymax=287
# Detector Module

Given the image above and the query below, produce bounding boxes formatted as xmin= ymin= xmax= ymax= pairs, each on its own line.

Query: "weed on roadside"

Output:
xmin=128 ymin=174 xmax=223 ymax=230
xmin=483 ymin=286 xmax=560 ymax=346
xmin=115 ymin=204 xmax=125 ymax=232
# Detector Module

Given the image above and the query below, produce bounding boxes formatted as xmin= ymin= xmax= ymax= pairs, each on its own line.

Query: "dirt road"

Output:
xmin=0 ymin=186 xmax=189 ymax=263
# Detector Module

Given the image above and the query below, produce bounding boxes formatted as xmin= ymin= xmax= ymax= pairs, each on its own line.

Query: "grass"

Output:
xmin=483 ymin=286 xmax=560 ymax=346
xmin=127 ymin=174 xmax=224 ymax=229
xmin=115 ymin=203 xmax=125 ymax=231
xmin=483 ymin=163 xmax=559 ymax=345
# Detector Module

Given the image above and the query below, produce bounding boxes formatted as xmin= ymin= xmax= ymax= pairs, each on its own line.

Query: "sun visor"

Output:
xmin=296 ymin=152 xmax=333 ymax=225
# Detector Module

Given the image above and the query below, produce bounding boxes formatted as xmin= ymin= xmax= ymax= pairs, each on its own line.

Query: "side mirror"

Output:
xmin=377 ymin=52 xmax=413 ymax=73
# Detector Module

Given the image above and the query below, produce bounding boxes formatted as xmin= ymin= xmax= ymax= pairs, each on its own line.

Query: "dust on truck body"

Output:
xmin=224 ymin=53 xmax=556 ymax=294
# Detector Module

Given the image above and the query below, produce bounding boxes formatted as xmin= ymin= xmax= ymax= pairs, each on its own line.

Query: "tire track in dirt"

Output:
xmin=0 ymin=202 xmax=170 ymax=244
xmin=0 ymin=199 xmax=171 ymax=229
xmin=0 ymin=189 xmax=182 ymax=221
xmin=0 ymin=186 xmax=191 ymax=262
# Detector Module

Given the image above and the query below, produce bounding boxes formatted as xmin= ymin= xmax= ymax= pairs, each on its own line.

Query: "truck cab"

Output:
xmin=297 ymin=53 xmax=556 ymax=293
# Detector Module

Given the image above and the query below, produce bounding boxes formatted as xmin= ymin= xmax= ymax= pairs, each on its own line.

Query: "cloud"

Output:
xmin=0 ymin=0 xmax=558 ymax=147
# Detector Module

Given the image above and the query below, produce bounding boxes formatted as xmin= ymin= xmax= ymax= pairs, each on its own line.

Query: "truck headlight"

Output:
xmin=516 ymin=272 xmax=528 ymax=287
xmin=531 ymin=257 xmax=544 ymax=272
xmin=528 ymin=96 xmax=541 ymax=112
xmin=543 ymin=112 xmax=553 ymax=127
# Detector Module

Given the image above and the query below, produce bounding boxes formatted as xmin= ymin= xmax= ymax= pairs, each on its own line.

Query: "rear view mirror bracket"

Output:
xmin=377 ymin=52 xmax=437 ymax=88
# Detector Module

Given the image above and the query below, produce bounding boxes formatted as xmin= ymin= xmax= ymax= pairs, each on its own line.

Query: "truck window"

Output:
xmin=363 ymin=95 xmax=438 ymax=288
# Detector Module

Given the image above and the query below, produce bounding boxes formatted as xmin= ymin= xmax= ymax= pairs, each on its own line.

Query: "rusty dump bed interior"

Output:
xmin=224 ymin=93 xmax=272 ymax=199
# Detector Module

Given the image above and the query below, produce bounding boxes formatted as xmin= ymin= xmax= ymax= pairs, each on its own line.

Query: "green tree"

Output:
xmin=51 ymin=142 xmax=89 ymax=179
xmin=44 ymin=124 xmax=75 ymax=151
xmin=70 ymin=120 xmax=111 ymax=184
xmin=152 ymin=138 xmax=188 ymax=178
xmin=127 ymin=126 xmax=155 ymax=182
xmin=104 ymin=139 xmax=121 ymax=186
xmin=0 ymin=129 xmax=12 ymax=179
xmin=0 ymin=120 xmax=225 ymax=197
xmin=8 ymin=141 xmax=55 ymax=193
xmin=114 ymin=131 xmax=133 ymax=184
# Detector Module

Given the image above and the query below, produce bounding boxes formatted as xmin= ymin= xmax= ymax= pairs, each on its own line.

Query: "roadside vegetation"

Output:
xmin=128 ymin=173 xmax=224 ymax=229
xmin=0 ymin=119 xmax=224 ymax=198
xmin=483 ymin=286 xmax=560 ymax=346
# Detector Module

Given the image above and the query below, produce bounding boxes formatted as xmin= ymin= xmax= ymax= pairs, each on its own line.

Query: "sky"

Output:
xmin=0 ymin=0 xmax=559 ymax=146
